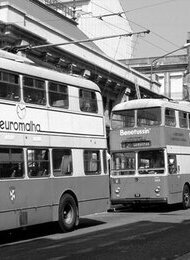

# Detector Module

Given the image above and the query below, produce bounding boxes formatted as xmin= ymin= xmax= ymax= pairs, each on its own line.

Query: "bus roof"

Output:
xmin=0 ymin=50 xmax=101 ymax=92
xmin=112 ymin=98 xmax=190 ymax=112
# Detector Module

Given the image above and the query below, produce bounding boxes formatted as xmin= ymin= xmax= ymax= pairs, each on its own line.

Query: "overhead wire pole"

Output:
xmin=12 ymin=30 xmax=150 ymax=52
xmin=150 ymin=43 xmax=190 ymax=88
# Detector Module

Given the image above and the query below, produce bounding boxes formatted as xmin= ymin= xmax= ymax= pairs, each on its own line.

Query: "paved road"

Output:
xmin=1 ymin=205 xmax=190 ymax=260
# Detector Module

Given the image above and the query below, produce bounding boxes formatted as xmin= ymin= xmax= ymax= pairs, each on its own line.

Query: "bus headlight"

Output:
xmin=154 ymin=186 xmax=160 ymax=194
xmin=115 ymin=187 xmax=120 ymax=195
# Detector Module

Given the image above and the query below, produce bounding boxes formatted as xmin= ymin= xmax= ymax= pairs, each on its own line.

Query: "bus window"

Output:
xmin=0 ymin=148 xmax=24 ymax=178
xmin=84 ymin=150 xmax=101 ymax=175
xmin=48 ymin=82 xmax=68 ymax=108
xmin=23 ymin=76 xmax=46 ymax=105
xmin=137 ymin=108 xmax=161 ymax=126
xmin=111 ymin=110 xmax=135 ymax=130
xmin=79 ymin=89 xmax=98 ymax=113
xmin=168 ymin=154 xmax=177 ymax=174
xmin=27 ymin=149 xmax=50 ymax=177
xmin=165 ymin=108 xmax=176 ymax=126
xmin=138 ymin=150 xmax=164 ymax=175
xmin=179 ymin=111 xmax=188 ymax=128
xmin=111 ymin=152 xmax=135 ymax=175
xmin=52 ymin=149 xmax=72 ymax=176
xmin=0 ymin=71 xmax=20 ymax=101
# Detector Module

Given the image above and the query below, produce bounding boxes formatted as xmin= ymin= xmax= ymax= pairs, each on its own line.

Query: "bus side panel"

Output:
xmin=167 ymin=174 xmax=182 ymax=204
xmin=49 ymin=111 xmax=104 ymax=136
xmin=23 ymin=179 xmax=52 ymax=225
xmin=51 ymin=175 xmax=109 ymax=221
xmin=0 ymin=179 xmax=52 ymax=230
xmin=167 ymin=153 xmax=190 ymax=204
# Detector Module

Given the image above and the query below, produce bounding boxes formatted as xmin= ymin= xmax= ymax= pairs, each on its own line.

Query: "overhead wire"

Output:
xmin=83 ymin=0 xmax=182 ymax=55
xmin=92 ymin=0 xmax=180 ymax=17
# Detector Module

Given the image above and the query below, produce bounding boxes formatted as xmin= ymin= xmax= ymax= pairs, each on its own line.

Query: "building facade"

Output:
xmin=122 ymin=54 xmax=189 ymax=101
xmin=42 ymin=0 xmax=134 ymax=60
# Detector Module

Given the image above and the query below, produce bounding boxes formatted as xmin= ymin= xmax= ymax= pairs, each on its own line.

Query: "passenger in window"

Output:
xmin=7 ymin=92 xmax=15 ymax=100
xmin=10 ymin=163 xmax=23 ymax=178
xmin=168 ymin=158 xmax=177 ymax=174
xmin=60 ymin=155 xmax=72 ymax=175
xmin=80 ymin=97 xmax=90 ymax=112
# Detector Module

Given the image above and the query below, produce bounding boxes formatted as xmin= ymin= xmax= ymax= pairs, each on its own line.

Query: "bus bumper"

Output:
xmin=111 ymin=197 xmax=168 ymax=206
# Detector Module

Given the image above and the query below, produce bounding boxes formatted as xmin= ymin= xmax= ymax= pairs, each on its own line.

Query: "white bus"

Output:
xmin=110 ymin=98 xmax=190 ymax=209
xmin=0 ymin=50 xmax=109 ymax=232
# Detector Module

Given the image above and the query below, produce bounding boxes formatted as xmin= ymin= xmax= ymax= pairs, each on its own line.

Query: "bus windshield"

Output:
xmin=111 ymin=110 xmax=135 ymax=129
xmin=111 ymin=152 xmax=135 ymax=175
xmin=138 ymin=149 xmax=165 ymax=175
xmin=137 ymin=108 xmax=161 ymax=126
xmin=111 ymin=107 xmax=161 ymax=130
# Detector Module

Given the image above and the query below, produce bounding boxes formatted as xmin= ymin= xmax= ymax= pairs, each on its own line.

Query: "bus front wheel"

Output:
xmin=182 ymin=184 xmax=190 ymax=209
xmin=58 ymin=194 xmax=78 ymax=232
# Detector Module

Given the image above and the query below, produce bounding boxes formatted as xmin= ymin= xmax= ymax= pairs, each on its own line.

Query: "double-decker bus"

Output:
xmin=0 ymin=50 xmax=109 ymax=232
xmin=110 ymin=98 xmax=190 ymax=209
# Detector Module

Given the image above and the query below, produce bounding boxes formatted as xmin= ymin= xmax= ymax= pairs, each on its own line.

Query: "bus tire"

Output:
xmin=58 ymin=194 xmax=78 ymax=232
xmin=182 ymin=184 xmax=190 ymax=209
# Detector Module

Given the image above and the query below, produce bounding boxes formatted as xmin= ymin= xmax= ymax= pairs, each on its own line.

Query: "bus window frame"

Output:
xmin=27 ymin=148 xmax=50 ymax=178
xmin=138 ymin=149 xmax=165 ymax=175
xmin=165 ymin=108 xmax=176 ymax=127
xmin=79 ymin=89 xmax=98 ymax=113
xmin=168 ymin=154 xmax=177 ymax=174
xmin=137 ymin=107 xmax=161 ymax=127
xmin=111 ymin=109 xmax=135 ymax=130
xmin=83 ymin=150 xmax=101 ymax=175
xmin=111 ymin=151 xmax=136 ymax=176
xmin=0 ymin=70 xmax=20 ymax=102
xmin=48 ymin=81 xmax=69 ymax=109
xmin=52 ymin=148 xmax=73 ymax=177
xmin=0 ymin=147 xmax=24 ymax=179
xmin=23 ymin=76 xmax=46 ymax=106
xmin=179 ymin=111 xmax=188 ymax=128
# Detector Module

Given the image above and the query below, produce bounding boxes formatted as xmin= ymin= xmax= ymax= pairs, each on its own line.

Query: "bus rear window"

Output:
xmin=79 ymin=89 xmax=98 ymax=113
xmin=0 ymin=71 xmax=20 ymax=101
xmin=111 ymin=110 xmax=135 ymax=130
xmin=137 ymin=108 xmax=161 ymax=126
xmin=111 ymin=152 xmax=135 ymax=176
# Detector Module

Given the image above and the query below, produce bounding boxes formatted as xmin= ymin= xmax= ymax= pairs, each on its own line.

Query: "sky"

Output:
xmin=120 ymin=0 xmax=190 ymax=58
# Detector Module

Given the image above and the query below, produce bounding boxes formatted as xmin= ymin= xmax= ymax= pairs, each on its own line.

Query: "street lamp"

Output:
xmin=150 ymin=43 xmax=190 ymax=88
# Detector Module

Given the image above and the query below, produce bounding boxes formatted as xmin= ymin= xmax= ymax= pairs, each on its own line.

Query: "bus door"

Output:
xmin=167 ymin=154 xmax=182 ymax=202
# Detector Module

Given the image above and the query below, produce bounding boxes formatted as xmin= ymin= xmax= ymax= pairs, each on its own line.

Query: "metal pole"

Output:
xmin=12 ymin=30 xmax=150 ymax=52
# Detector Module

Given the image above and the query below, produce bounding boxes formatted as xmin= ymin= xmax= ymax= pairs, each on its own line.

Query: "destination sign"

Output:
xmin=121 ymin=141 xmax=151 ymax=148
